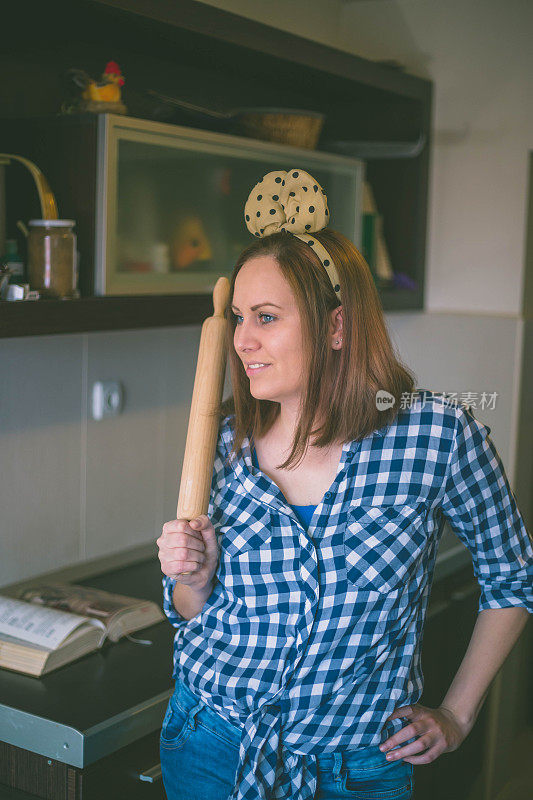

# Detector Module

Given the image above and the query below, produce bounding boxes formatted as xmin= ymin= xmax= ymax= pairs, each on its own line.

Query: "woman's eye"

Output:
xmin=232 ymin=313 xmax=275 ymax=324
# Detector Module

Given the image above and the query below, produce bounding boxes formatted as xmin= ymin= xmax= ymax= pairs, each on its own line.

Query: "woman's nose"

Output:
xmin=235 ymin=320 xmax=260 ymax=352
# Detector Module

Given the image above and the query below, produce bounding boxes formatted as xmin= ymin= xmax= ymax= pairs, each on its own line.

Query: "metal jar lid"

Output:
xmin=28 ymin=219 xmax=75 ymax=227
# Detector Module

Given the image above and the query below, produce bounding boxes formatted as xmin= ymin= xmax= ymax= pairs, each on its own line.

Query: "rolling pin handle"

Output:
xmin=213 ymin=276 xmax=230 ymax=317
xmin=173 ymin=277 xmax=229 ymax=580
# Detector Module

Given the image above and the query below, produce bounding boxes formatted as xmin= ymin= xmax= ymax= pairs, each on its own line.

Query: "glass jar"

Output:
xmin=28 ymin=220 xmax=78 ymax=299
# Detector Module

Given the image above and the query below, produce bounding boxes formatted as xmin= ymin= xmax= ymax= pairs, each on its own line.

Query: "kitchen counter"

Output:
xmin=0 ymin=559 xmax=175 ymax=768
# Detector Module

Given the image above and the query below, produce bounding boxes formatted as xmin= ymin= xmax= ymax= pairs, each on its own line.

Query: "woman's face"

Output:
xmin=232 ymin=255 xmax=306 ymax=408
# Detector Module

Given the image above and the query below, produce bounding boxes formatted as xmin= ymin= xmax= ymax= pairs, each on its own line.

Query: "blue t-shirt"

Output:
xmin=251 ymin=442 xmax=316 ymax=529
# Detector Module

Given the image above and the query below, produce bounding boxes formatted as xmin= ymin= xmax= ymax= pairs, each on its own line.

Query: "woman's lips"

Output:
xmin=245 ymin=364 xmax=271 ymax=376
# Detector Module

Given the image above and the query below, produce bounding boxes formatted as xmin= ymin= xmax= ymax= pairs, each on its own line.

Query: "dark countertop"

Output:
xmin=0 ymin=559 xmax=175 ymax=767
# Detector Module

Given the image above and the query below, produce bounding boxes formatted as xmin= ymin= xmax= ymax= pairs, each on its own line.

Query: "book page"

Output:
xmin=0 ymin=597 xmax=104 ymax=650
xmin=20 ymin=583 xmax=139 ymax=622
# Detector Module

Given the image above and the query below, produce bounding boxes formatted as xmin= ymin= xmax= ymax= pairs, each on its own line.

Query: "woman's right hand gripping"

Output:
xmin=156 ymin=515 xmax=220 ymax=589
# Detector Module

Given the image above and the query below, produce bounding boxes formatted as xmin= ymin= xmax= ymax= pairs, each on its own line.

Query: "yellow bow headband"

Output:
xmin=244 ymin=168 xmax=341 ymax=302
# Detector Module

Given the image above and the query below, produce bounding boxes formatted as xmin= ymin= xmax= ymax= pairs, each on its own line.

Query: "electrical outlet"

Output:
xmin=91 ymin=381 xmax=124 ymax=420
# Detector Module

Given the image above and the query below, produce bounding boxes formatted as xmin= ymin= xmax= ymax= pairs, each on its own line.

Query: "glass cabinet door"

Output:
xmin=96 ymin=115 xmax=364 ymax=295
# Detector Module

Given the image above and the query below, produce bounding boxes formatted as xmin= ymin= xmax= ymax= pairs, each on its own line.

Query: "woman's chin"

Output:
xmin=249 ymin=387 xmax=275 ymax=402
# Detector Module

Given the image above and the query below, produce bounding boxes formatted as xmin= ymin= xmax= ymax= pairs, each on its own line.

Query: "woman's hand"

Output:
xmin=379 ymin=703 xmax=473 ymax=765
xmin=156 ymin=515 xmax=220 ymax=590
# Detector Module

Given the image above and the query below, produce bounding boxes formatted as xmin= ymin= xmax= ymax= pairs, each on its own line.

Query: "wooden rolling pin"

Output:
xmin=174 ymin=276 xmax=230 ymax=576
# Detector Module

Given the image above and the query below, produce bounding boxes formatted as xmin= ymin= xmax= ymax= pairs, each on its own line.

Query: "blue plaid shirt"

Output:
xmin=162 ymin=390 xmax=532 ymax=800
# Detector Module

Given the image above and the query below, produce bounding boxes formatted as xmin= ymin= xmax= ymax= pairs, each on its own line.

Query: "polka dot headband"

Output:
xmin=244 ymin=169 xmax=342 ymax=302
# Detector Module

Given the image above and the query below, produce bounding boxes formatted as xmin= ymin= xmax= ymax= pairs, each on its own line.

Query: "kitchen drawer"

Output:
xmin=82 ymin=729 xmax=165 ymax=800
xmin=0 ymin=730 xmax=165 ymax=800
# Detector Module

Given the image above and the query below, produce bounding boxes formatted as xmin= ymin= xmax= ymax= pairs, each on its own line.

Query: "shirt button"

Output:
xmin=324 ymin=492 xmax=332 ymax=500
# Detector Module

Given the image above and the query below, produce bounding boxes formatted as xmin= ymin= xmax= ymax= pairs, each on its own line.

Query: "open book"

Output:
xmin=0 ymin=584 xmax=164 ymax=677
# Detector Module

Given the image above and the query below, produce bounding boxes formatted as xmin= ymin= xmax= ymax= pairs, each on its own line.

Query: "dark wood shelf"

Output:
xmin=0 ymin=295 xmax=213 ymax=338
xmin=0 ymin=286 xmax=421 ymax=338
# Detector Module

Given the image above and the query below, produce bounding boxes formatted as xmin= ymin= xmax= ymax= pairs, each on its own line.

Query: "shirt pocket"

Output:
xmin=219 ymin=520 xmax=273 ymax=559
xmin=344 ymin=502 xmax=429 ymax=593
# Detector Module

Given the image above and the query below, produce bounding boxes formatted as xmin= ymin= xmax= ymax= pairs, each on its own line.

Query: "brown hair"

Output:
xmin=220 ymin=229 xmax=415 ymax=470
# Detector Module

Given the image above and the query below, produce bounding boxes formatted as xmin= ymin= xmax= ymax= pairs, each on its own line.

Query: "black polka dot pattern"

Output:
xmin=293 ymin=232 xmax=342 ymax=302
xmin=243 ymin=168 xmax=340 ymax=300
xmin=244 ymin=169 xmax=329 ymax=237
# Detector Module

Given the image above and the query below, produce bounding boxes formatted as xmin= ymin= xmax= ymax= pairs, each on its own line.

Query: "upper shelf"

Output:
xmin=0 ymin=287 xmax=420 ymax=339
xmin=91 ymin=0 xmax=431 ymax=101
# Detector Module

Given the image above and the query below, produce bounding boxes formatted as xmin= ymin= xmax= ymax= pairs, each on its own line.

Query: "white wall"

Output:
xmin=338 ymin=0 xmax=533 ymax=316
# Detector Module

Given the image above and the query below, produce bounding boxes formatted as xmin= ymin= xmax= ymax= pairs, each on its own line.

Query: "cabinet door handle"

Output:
xmin=138 ymin=763 xmax=162 ymax=783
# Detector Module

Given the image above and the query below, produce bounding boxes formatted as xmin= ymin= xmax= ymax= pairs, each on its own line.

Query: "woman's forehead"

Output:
xmin=233 ymin=256 xmax=294 ymax=305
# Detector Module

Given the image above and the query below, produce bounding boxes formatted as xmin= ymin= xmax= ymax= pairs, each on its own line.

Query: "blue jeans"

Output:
xmin=160 ymin=678 xmax=414 ymax=799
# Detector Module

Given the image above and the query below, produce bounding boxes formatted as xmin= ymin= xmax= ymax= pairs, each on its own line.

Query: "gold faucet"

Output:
xmin=0 ymin=153 xmax=58 ymax=220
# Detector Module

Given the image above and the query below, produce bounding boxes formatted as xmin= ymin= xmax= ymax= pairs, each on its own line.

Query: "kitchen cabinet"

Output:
xmin=413 ymin=566 xmax=488 ymax=800
xmin=3 ymin=113 xmax=364 ymax=300
xmin=0 ymin=560 xmax=173 ymax=800
xmin=0 ymin=0 xmax=432 ymax=338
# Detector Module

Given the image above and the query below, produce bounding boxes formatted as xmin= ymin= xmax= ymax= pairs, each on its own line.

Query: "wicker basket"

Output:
xmin=236 ymin=109 xmax=325 ymax=150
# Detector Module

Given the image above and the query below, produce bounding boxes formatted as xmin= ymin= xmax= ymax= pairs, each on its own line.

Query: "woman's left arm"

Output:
xmin=380 ymin=605 xmax=530 ymax=764
xmin=380 ymin=404 xmax=533 ymax=765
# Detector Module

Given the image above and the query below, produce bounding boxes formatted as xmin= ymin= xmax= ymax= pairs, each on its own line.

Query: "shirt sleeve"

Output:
xmin=162 ymin=575 xmax=187 ymax=628
xmin=440 ymin=404 xmax=533 ymax=613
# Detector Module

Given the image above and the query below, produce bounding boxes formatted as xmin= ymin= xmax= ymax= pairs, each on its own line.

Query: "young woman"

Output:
xmin=156 ymin=169 xmax=532 ymax=800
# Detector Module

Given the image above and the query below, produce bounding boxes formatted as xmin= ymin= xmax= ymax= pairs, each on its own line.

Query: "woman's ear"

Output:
xmin=330 ymin=306 xmax=343 ymax=348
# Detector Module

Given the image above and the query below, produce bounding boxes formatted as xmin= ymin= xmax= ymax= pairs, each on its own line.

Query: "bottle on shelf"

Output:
xmin=2 ymin=239 xmax=25 ymax=283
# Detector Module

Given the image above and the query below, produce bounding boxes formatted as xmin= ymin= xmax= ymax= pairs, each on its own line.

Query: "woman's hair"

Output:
xmin=220 ymin=229 xmax=415 ymax=470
